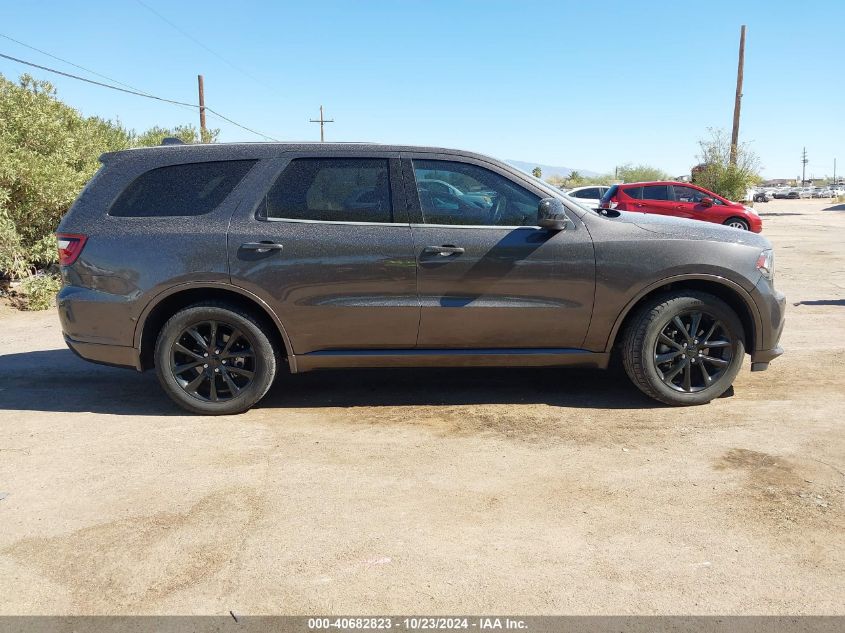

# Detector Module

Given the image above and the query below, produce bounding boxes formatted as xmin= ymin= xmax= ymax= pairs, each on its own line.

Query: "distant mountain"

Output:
xmin=506 ymin=159 xmax=600 ymax=179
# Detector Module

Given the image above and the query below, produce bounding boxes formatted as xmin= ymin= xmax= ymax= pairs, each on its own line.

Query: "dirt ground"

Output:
xmin=0 ymin=198 xmax=843 ymax=615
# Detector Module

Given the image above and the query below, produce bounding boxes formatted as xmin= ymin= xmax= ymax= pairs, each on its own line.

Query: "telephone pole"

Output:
xmin=197 ymin=74 xmax=207 ymax=141
xmin=309 ymin=105 xmax=334 ymax=142
xmin=834 ymin=158 xmax=837 ymax=184
xmin=730 ymin=25 xmax=746 ymax=166
xmin=801 ymin=147 xmax=808 ymax=185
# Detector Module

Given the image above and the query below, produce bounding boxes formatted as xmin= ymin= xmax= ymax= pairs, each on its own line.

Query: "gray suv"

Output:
xmin=56 ymin=142 xmax=785 ymax=414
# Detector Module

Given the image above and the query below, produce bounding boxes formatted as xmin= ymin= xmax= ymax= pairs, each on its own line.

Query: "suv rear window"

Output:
xmin=261 ymin=158 xmax=393 ymax=223
xmin=109 ymin=160 xmax=256 ymax=217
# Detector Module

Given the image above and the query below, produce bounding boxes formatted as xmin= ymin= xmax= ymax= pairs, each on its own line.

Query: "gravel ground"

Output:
xmin=0 ymin=198 xmax=843 ymax=615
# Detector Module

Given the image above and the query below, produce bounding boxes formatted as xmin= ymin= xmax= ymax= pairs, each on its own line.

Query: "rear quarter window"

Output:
xmin=622 ymin=186 xmax=643 ymax=199
xmin=109 ymin=160 xmax=256 ymax=217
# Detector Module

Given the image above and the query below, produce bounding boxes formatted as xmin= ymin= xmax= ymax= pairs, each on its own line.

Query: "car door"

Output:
xmin=637 ymin=184 xmax=677 ymax=217
xmin=670 ymin=184 xmax=719 ymax=221
xmin=228 ymin=152 xmax=419 ymax=354
xmin=402 ymin=153 xmax=595 ymax=349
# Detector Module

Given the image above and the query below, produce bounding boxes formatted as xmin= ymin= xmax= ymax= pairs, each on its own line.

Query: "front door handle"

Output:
xmin=423 ymin=245 xmax=465 ymax=257
xmin=240 ymin=241 xmax=283 ymax=252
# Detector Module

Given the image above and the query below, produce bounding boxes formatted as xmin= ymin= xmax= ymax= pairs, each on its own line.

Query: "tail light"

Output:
xmin=56 ymin=233 xmax=88 ymax=266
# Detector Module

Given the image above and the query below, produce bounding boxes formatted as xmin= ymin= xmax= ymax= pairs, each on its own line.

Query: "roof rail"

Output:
xmin=161 ymin=137 xmax=185 ymax=146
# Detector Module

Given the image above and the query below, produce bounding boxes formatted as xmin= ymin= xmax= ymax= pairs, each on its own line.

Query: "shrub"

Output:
xmin=692 ymin=128 xmax=761 ymax=201
xmin=0 ymin=73 xmax=218 ymax=291
xmin=18 ymin=272 xmax=61 ymax=311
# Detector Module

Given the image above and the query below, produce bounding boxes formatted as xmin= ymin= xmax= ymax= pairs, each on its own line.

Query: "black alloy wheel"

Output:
xmin=170 ymin=320 xmax=256 ymax=402
xmin=154 ymin=303 xmax=278 ymax=415
xmin=622 ymin=291 xmax=745 ymax=406
xmin=654 ymin=311 xmax=733 ymax=393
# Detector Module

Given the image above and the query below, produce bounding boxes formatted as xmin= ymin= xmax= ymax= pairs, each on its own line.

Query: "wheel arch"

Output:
xmin=606 ymin=275 xmax=762 ymax=356
xmin=135 ymin=282 xmax=296 ymax=372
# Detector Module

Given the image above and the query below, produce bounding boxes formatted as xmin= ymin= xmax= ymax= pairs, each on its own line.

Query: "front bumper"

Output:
xmin=747 ymin=278 xmax=786 ymax=371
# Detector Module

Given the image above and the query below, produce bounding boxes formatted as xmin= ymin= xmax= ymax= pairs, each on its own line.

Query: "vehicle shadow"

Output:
xmin=823 ymin=203 xmax=845 ymax=211
xmin=0 ymin=348 xmax=663 ymax=415
xmin=794 ymin=299 xmax=845 ymax=307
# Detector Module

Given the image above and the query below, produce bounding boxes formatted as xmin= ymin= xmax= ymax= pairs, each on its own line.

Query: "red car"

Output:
xmin=599 ymin=181 xmax=762 ymax=233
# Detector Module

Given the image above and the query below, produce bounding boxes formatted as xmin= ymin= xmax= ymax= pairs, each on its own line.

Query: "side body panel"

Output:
xmin=227 ymin=152 xmax=420 ymax=354
xmin=401 ymin=153 xmax=596 ymax=349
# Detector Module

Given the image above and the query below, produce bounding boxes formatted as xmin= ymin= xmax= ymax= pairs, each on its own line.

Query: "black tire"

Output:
xmin=622 ymin=292 xmax=745 ymax=406
xmin=154 ymin=302 xmax=278 ymax=415
xmin=724 ymin=217 xmax=750 ymax=231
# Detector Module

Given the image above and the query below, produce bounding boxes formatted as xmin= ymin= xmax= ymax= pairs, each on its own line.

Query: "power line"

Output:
xmin=135 ymin=0 xmax=263 ymax=85
xmin=0 ymin=32 xmax=158 ymax=97
xmin=0 ymin=51 xmax=280 ymax=141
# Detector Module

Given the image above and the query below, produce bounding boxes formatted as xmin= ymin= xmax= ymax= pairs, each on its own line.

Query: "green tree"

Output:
xmin=0 ymin=73 xmax=219 ymax=308
xmin=132 ymin=124 xmax=219 ymax=147
xmin=692 ymin=128 xmax=760 ymax=201
xmin=531 ymin=166 xmax=542 ymax=178
xmin=616 ymin=163 xmax=670 ymax=183
xmin=0 ymin=74 xmax=131 ymax=279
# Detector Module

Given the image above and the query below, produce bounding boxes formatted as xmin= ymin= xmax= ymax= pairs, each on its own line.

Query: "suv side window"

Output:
xmin=261 ymin=158 xmax=393 ymax=223
xmin=640 ymin=185 xmax=671 ymax=201
xmin=573 ymin=187 xmax=599 ymax=199
xmin=413 ymin=159 xmax=540 ymax=226
xmin=624 ymin=186 xmax=643 ymax=199
xmin=109 ymin=160 xmax=256 ymax=217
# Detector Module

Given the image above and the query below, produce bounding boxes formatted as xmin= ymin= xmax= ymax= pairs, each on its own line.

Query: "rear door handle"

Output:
xmin=423 ymin=245 xmax=465 ymax=257
xmin=240 ymin=241 xmax=283 ymax=252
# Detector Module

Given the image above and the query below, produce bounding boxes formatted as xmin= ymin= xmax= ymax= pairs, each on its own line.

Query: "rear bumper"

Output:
xmin=64 ymin=335 xmax=141 ymax=371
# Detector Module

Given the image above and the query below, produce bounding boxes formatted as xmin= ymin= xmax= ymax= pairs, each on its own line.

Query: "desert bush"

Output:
xmin=692 ymin=128 xmax=761 ymax=201
xmin=0 ymin=73 xmax=218 ymax=293
xmin=18 ymin=272 xmax=61 ymax=310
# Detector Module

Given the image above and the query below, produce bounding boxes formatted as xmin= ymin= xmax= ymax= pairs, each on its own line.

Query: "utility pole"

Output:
xmin=730 ymin=25 xmax=746 ymax=166
xmin=197 ymin=74 xmax=207 ymax=141
xmin=834 ymin=158 xmax=837 ymax=184
xmin=801 ymin=147 xmax=808 ymax=185
xmin=309 ymin=105 xmax=334 ymax=142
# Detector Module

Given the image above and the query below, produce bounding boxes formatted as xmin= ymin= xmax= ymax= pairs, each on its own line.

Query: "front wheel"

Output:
xmin=724 ymin=217 xmax=750 ymax=230
xmin=154 ymin=303 xmax=278 ymax=415
xmin=622 ymin=292 xmax=745 ymax=406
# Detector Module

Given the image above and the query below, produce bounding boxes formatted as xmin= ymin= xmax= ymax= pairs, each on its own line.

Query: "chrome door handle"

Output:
xmin=423 ymin=245 xmax=465 ymax=256
xmin=241 ymin=241 xmax=283 ymax=252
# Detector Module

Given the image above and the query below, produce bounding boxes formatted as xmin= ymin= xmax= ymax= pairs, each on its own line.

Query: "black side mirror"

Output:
xmin=537 ymin=197 xmax=568 ymax=231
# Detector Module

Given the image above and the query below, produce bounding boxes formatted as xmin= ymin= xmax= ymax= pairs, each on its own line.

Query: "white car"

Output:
xmin=565 ymin=185 xmax=612 ymax=207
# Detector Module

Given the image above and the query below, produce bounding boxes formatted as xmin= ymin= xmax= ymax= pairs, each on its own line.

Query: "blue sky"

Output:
xmin=1 ymin=0 xmax=842 ymax=178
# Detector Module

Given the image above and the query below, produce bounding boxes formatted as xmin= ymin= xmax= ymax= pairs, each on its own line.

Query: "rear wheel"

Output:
xmin=622 ymin=292 xmax=745 ymax=406
xmin=154 ymin=303 xmax=277 ymax=415
xmin=724 ymin=217 xmax=750 ymax=230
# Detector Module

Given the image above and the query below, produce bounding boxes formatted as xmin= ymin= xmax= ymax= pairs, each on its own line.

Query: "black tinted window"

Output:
xmin=413 ymin=159 xmax=540 ymax=226
xmin=641 ymin=185 xmax=670 ymax=201
xmin=262 ymin=158 xmax=392 ymax=222
xmin=623 ymin=186 xmax=643 ymax=200
xmin=573 ymin=188 xmax=599 ymax=198
xmin=672 ymin=186 xmax=708 ymax=203
xmin=110 ymin=160 xmax=256 ymax=217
